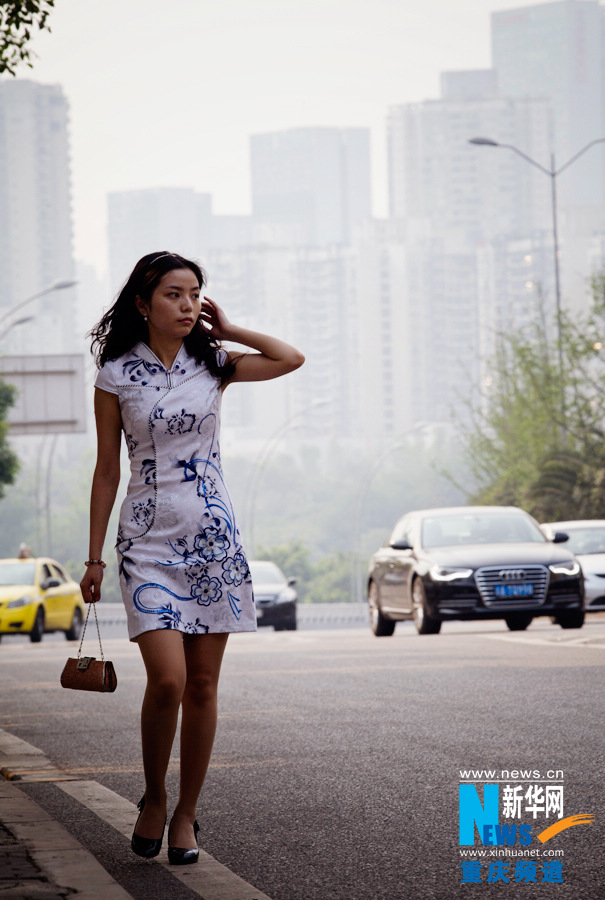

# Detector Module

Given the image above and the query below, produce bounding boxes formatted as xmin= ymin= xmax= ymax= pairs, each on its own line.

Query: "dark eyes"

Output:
xmin=167 ymin=292 xmax=200 ymax=300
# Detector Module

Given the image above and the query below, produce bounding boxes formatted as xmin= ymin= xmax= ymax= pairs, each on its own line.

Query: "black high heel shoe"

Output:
xmin=131 ymin=796 xmax=166 ymax=859
xmin=168 ymin=819 xmax=200 ymax=865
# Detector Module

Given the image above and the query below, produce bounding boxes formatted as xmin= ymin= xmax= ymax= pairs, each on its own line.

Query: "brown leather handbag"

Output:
xmin=60 ymin=603 xmax=117 ymax=693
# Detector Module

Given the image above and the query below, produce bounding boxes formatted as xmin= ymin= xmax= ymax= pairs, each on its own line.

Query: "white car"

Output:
xmin=541 ymin=521 xmax=605 ymax=612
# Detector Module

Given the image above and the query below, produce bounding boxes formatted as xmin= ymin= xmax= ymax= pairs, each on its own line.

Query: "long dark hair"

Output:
xmin=89 ymin=251 xmax=235 ymax=382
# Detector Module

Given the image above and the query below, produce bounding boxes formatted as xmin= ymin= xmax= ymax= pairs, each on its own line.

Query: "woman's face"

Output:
xmin=137 ymin=268 xmax=202 ymax=341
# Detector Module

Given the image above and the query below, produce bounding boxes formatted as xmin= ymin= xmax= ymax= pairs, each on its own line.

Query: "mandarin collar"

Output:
xmin=133 ymin=341 xmax=190 ymax=372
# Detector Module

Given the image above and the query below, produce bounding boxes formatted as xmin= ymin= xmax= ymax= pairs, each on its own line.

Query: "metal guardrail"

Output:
xmin=95 ymin=602 xmax=369 ymax=629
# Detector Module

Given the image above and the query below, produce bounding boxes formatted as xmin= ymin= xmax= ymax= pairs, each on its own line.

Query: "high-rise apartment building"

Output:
xmin=492 ymin=0 xmax=605 ymax=225
xmin=388 ymin=89 xmax=552 ymax=239
xmin=107 ymin=188 xmax=212 ymax=293
xmin=250 ymin=127 xmax=372 ymax=246
xmin=0 ymin=80 xmax=75 ymax=354
xmin=387 ymin=77 xmax=553 ymax=422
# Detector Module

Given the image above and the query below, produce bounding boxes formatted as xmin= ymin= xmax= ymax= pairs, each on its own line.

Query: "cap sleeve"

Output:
xmin=94 ymin=360 xmax=119 ymax=395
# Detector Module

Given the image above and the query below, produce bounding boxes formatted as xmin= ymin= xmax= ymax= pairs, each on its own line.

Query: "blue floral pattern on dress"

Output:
xmin=165 ymin=409 xmax=196 ymax=434
xmin=192 ymin=575 xmax=222 ymax=606
xmin=132 ymin=499 xmax=154 ymax=527
xmin=193 ymin=526 xmax=230 ymax=562
xmin=123 ymin=358 xmax=162 ymax=385
xmin=140 ymin=459 xmax=155 ymax=485
xmin=222 ymin=551 xmax=248 ymax=586
xmin=126 ymin=434 xmax=138 ymax=457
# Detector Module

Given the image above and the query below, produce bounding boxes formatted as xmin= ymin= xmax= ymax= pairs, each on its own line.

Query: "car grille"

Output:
xmin=439 ymin=593 xmax=478 ymax=611
xmin=475 ymin=565 xmax=549 ymax=607
xmin=547 ymin=582 xmax=582 ymax=606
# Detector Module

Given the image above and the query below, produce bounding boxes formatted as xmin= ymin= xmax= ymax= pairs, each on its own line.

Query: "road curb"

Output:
xmin=0 ymin=778 xmax=131 ymax=899
xmin=0 ymin=728 xmax=273 ymax=900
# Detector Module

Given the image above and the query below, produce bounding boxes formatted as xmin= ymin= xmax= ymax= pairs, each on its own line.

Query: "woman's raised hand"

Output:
xmin=199 ymin=297 xmax=232 ymax=341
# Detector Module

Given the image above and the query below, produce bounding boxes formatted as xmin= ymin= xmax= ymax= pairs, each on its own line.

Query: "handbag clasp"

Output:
xmin=77 ymin=656 xmax=95 ymax=670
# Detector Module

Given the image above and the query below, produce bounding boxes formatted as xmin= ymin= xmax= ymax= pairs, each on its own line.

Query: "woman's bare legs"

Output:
xmin=169 ymin=633 xmax=229 ymax=848
xmin=134 ymin=630 xmax=187 ymax=838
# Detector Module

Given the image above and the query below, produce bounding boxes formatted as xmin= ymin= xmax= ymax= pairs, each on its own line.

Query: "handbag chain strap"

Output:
xmin=76 ymin=603 xmax=105 ymax=662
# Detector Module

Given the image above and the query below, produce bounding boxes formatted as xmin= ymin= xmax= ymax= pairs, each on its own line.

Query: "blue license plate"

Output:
xmin=494 ymin=583 xmax=534 ymax=598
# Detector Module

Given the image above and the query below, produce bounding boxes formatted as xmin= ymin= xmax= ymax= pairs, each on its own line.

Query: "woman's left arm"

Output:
xmin=201 ymin=296 xmax=305 ymax=384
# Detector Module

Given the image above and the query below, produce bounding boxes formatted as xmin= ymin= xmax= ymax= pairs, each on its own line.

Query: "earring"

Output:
xmin=143 ymin=315 xmax=148 ymax=321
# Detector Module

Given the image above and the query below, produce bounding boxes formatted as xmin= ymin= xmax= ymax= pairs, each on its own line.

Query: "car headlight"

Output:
xmin=430 ymin=566 xmax=474 ymax=582
xmin=6 ymin=596 xmax=32 ymax=609
xmin=549 ymin=561 xmax=581 ymax=576
xmin=276 ymin=589 xmax=293 ymax=604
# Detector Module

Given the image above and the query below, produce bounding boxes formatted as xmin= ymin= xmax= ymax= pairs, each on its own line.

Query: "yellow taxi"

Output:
xmin=0 ymin=558 xmax=86 ymax=643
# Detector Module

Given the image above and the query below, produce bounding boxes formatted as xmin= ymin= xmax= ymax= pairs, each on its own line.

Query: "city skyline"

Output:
xmin=11 ymin=0 xmax=538 ymax=274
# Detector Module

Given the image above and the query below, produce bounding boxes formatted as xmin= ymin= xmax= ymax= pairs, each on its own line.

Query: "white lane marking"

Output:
xmin=0 ymin=729 xmax=273 ymax=900
xmin=60 ymin=780 xmax=274 ymax=900
xmin=0 ymin=778 xmax=131 ymax=899
xmin=484 ymin=634 xmax=605 ymax=649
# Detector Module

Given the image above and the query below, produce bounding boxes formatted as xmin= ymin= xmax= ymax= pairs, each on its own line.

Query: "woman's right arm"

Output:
xmin=80 ymin=388 xmax=122 ymax=603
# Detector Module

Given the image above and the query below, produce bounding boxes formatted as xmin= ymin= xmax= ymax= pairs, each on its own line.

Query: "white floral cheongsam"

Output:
xmin=95 ymin=341 xmax=256 ymax=641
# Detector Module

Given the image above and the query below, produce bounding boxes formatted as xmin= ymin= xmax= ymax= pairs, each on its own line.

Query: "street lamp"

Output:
xmin=0 ymin=316 xmax=34 ymax=343
xmin=0 ymin=279 xmax=78 ymax=329
xmin=468 ymin=136 xmax=605 ymax=379
xmin=244 ymin=397 xmax=330 ymax=558
xmin=352 ymin=422 xmax=430 ymax=603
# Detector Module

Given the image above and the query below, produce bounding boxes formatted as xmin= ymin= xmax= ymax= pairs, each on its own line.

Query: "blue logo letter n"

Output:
xmin=459 ymin=784 xmax=499 ymax=845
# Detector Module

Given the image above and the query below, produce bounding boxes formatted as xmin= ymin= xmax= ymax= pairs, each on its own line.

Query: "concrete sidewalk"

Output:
xmin=0 ymin=728 xmax=273 ymax=900
xmin=0 ymin=778 xmax=131 ymax=899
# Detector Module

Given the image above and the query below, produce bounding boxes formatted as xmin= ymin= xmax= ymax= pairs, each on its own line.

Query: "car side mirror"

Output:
xmin=552 ymin=532 xmax=569 ymax=544
xmin=42 ymin=577 xmax=61 ymax=590
xmin=390 ymin=539 xmax=412 ymax=551
xmin=287 ymin=577 xmax=298 ymax=587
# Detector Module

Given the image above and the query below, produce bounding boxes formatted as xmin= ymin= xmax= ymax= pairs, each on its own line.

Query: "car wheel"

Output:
xmin=505 ymin=613 xmax=533 ymax=631
xmin=368 ymin=581 xmax=395 ymax=636
xmin=30 ymin=607 xmax=45 ymax=643
xmin=65 ymin=607 xmax=83 ymax=641
xmin=554 ymin=610 xmax=585 ymax=629
xmin=284 ymin=618 xmax=297 ymax=631
xmin=274 ymin=624 xmax=284 ymax=631
xmin=412 ymin=579 xmax=441 ymax=635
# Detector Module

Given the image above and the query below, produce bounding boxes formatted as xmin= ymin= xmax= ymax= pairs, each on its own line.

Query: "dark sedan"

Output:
xmin=250 ymin=560 xmax=298 ymax=631
xmin=367 ymin=506 xmax=584 ymax=636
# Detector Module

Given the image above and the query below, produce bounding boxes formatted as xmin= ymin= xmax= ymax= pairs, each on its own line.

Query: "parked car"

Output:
xmin=0 ymin=557 xmax=85 ymax=643
xmin=541 ymin=520 xmax=605 ymax=612
xmin=367 ymin=506 xmax=584 ymax=636
xmin=250 ymin=560 xmax=297 ymax=631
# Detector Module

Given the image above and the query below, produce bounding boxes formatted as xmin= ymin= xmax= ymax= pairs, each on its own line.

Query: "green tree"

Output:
xmin=463 ymin=276 xmax=605 ymax=520
xmin=0 ymin=382 xmax=19 ymax=499
xmin=1 ymin=1 xmax=55 ymax=76
xmin=304 ymin=550 xmax=352 ymax=604
xmin=254 ymin=540 xmax=313 ymax=601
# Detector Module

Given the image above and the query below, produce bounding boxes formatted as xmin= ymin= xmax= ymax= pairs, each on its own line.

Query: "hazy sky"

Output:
xmin=14 ymin=0 xmax=547 ymax=273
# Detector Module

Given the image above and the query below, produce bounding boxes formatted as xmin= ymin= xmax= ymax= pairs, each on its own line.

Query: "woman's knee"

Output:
xmin=146 ymin=672 xmax=186 ymax=708
xmin=183 ymin=671 xmax=217 ymax=707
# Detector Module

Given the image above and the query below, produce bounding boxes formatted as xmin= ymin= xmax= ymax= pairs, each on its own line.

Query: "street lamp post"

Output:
xmin=352 ymin=423 xmax=429 ymax=603
xmin=0 ymin=316 xmax=34 ymax=343
xmin=0 ymin=279 xmax=77 ymax=555
xmin=244 ymin=397 xmax=330 ymax=558
xmin=0 ymin=279 xmax=78 ymax=330
xmin=469 ymin=136 xmax=605 ymax=379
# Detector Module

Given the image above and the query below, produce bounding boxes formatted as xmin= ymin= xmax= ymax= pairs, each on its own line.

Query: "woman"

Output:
xmin=80 ymin=251 xmax=304 ymax=864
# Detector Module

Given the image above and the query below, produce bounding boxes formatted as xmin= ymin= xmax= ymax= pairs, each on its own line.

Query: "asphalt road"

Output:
xmin=0 ymin=616 xmax=603 ymax=900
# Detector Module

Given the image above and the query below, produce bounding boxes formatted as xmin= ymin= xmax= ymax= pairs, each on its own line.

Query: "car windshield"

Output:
xmin=249 ymin=561 xmax=285 ymax=585
xmin=421 ymin=513 xmax=545 ymax=548
xmin=558 ymin=527 xmax=605 ymax=555
xmin=0 ymin=562 xmax=36 ymax=586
